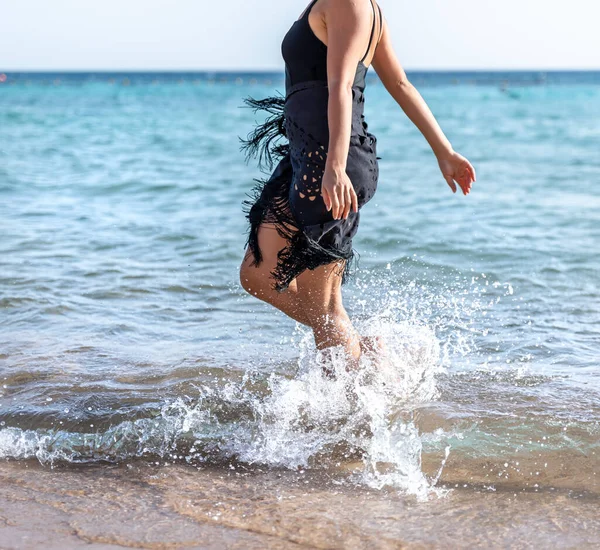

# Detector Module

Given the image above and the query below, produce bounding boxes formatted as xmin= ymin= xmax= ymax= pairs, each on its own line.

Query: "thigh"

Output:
xmin=242 ymin=223 xmax=298 ymax=294
xmin=295 ymin=259 xmax=345 ymax=316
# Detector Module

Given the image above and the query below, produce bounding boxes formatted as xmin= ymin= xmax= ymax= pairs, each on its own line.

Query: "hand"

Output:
xmin=321 ymin=164 xmax=358 ymax=220
xmin=438 ymin=151 xmax=477 ymax=195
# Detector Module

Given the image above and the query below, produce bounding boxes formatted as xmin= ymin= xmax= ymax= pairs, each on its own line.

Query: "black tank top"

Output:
xmin=282 ymin=0 xmax=382 ymax=92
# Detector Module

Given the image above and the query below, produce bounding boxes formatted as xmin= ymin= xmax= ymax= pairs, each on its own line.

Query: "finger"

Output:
xmin=460 ymin=162 xmax=470 ymax=181
xmin=351 ymin=187 xmax=358 ymax=214
xmin=322 ymin=188 xmax=332 ymax=211
xmin=458 ymin=166 xmax=471 ymax=195
xmin=340 ymin=187 xmax=348 ymax=220
xmin=444 ymin=175 xmax=457 ymax=194
xmin=342 ymin=187 xmax=351 ymax=219
xmin=458 ymin=171 xmax=471 ymax=195
xmin=461 ymin=162 xmax=473 ymax=186
xmin=330 ymin=190 xmax=341 ymax=219
xmin=468 ymin=161 xmax=477 ymax=182
xmin=335 ymin=185 xmax=345 ymax=220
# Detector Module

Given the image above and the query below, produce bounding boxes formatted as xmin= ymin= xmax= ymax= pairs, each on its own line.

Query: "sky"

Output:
xmin=1 ymin=0 xmax=599 ymax=71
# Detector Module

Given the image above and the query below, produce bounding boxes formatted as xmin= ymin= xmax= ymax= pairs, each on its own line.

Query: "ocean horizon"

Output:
xmin=3 ymin=68 xmax=600 ymax=86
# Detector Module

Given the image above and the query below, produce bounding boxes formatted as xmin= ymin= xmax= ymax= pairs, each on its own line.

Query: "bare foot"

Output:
xmin=316 ymin=347 xmax=336 ymax=379
xmin=360 ymin=336 xmax=386 ymax=357
xmin=317 ymin=346 xmax=359 ymax=379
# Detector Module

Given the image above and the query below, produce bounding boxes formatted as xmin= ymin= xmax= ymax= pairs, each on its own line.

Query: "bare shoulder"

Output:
xmin=324 ymin=0 xmax=374 ymax=18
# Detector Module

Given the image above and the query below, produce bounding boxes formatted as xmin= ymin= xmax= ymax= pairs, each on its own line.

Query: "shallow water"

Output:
xmin=1 ymin=72 xmax=599 ymax=513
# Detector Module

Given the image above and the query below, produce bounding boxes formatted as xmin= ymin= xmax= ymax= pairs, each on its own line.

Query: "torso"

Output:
xmin=278 ymin=0 xmax=382 ymax=227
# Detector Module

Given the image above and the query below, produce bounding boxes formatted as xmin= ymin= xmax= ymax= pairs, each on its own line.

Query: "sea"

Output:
xmin=1 ymin=70 xmax=599 ymax=547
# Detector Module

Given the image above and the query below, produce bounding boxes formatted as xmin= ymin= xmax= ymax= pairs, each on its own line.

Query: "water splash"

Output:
xmin=0 ymin=318 xmax=443 ymax=497
xmin=0 ymin=270 xmax=504 ymax=497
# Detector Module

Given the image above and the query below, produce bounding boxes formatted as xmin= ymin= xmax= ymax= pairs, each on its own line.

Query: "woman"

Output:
xmin=240 ymin=0 xmax=476 ymax=364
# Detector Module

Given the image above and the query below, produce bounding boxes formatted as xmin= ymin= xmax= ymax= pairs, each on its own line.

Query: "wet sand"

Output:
xmin=1 ymin=457 xmax=599 ymax=549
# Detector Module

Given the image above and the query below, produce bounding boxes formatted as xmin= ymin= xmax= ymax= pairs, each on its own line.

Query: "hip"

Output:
xmin=288 ymin=129 xmax=379 ymax=210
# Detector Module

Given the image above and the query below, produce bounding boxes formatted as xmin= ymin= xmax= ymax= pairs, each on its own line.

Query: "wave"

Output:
xmin=0 ymin=316 xmax=445 ymax=498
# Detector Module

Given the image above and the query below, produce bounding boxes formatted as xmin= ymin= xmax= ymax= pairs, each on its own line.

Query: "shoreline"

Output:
xmin=1 ymin=458 xmax=599 ymax=549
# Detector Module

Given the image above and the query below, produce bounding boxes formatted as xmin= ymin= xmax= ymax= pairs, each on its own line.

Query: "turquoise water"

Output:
xmin=1 ymin=72 xmax=599 ymax=492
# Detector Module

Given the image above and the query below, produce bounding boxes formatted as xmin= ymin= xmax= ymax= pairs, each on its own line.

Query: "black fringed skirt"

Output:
xmin=241 ymin=80 xmax=379 ymax=292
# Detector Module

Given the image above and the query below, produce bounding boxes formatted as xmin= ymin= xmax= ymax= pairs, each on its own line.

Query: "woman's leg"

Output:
xmin=295 ymin=261 xmax=361 ymax=361
xmin=240 ymin=224 xmax=308 ymax=325
xmin=239 ymin=223 xmax=361 ymax=361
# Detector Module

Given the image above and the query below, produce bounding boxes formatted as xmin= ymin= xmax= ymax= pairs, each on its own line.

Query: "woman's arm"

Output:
xmin=372 ymin=17 xmax=476 ymax=195
xmin=322 ymin=0 xmax=374 ymax=219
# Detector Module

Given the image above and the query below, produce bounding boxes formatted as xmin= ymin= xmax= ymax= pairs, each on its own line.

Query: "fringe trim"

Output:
xmin=240 ymin=95 xmax=358 ymax=292
xmin=240 ymin=95 xmax=289 ymax=172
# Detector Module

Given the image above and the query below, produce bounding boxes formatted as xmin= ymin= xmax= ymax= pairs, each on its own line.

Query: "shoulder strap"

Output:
xmin=377 ymin=4 xmax=383 ymax=42
xmin=301 ymin=0 xmax=320 ymax=20
xmin=360 ymin=0 xmax=378 ymax=64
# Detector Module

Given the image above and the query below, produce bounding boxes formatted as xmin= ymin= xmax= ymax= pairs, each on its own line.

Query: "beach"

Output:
xmin=1 ymin=71 xmax=599 ymax=548
xmin=2 ymin=457 xmax=600 ymax=549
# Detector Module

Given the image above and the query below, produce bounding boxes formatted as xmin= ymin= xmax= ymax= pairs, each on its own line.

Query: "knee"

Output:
xmin=239 ymin=260 xmax=262 ymax=296
xmin=240 ymin=257 xmax=279 ymax=302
